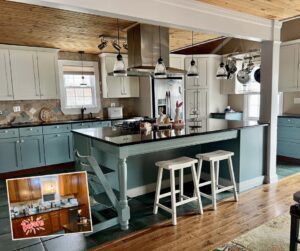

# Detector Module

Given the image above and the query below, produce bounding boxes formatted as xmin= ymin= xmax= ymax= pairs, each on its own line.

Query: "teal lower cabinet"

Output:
xmin=44 ymin=133 xmax=73 ymax=165
xmin=19 ymin=136 xmax=45 ymax=169
xmin=92 ymin=121 xmax=111 ymax=127
xmin=0 ymin=138 xmax=22 ymax=173
xmin=277 ymin=117 xmax=300 ymax=159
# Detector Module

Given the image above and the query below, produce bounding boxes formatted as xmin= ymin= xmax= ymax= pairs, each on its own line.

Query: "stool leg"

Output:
xmin=228 ymin=156 xmax=239 ymax=202
xmin=180 ymin=168 xmax=184 ymax=202
xmin=210 ymin=160 xmax=217 ymax=210
xmin=215 ymin=161 xmax=219 ymax=189
xmin=290 ymin=214 xmax=299 ymax=251
xmin=170 ymin=169 xmax=177 ymax=225
xmin=191 ymin=164 xmax=203 ymax=214
xmin=153 ymin=167 xmax=163 ymax=214
xmin=194 ymin=159 xmax=203 ymax=197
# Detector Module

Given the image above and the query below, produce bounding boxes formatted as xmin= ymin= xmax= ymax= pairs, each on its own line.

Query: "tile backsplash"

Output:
xmin=0 ymin=98 xmax=139 ymax=125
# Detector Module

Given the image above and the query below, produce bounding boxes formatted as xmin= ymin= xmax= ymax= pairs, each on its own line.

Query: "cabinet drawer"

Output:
xmin=0 ymin=128 xmax=19 ymax=139
xmin=277 ymin=140 xmax=300 ymax=159
xmin=92 ymin=121 xmax=111 ymax=128
xmin=19 ymin=126 xmax=43 ymax=136
xmin=71 ymin=122 xmax=93 ymax=130
xmin=43 ymin=124 xmax=71 ymax=134
xmin=278 ymin=117 xmax=299 ymax=127
xmin=278 ymin=126 xmax=300 ymax=141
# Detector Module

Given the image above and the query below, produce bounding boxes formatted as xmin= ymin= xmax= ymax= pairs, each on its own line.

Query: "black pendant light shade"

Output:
xmin=187 ymin=31 xmax=199 ymax=78
xmin=154 ymin=26 xmax=167 ymax=78
xmin=113 ymin=19 xmax=127 ymax=77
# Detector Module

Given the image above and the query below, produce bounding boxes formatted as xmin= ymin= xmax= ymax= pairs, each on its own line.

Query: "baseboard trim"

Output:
xmin=127 ymin=172 xmax=265 ymax=197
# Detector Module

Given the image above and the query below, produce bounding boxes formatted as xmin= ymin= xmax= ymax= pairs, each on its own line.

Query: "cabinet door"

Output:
xmin=60 ymin=209 xmax=69 ymax=227
xmin=37 ymin=52 xmax=58 ymax=99
xmin=0 ymin=138 xmax=21 ymax=173
xmin=0 ymin=49 xmax=13 ymax=100
xmin=30 ymin=178 xmax=42 ymax=200
xmin=17 ymin=179 xmax=32 ymax=201
xmin=122 ymin=77 xmax=139 ymax=97
xmin=44 ymin=133 xmax=73 ymax=165
xmin=7 ymin=180 xmax=19 ymax=203
xmin=50 ymin=211 xmax=61 ymax=232
xmin=10 ymin=50 xmax=40 ymax=100
xmin=19 ymin=136 xmax=45 ymax=168
xmin=169 ymin=55 xmax=184 ymax=70
xmin=185 ymin=89 xmax=208 ymax=118
xmin=279 ymin=44 xmax=299 ymax=92
xmin=106 ymin=76 xmax=123 ymax=98
xmin=71 ymin=174 xmax=78 ymax=194
xmin=185 ymin=57 xmax=207 ymax=88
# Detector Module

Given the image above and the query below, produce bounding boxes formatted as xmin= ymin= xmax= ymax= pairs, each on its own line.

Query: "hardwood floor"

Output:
xmin=92 ymin=173 xmax=300 ymax=251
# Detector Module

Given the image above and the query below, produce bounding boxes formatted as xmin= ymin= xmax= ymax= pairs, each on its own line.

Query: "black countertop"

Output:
xmin=72 ymin=119 xmax=268 ymax=147
xmin=11 ymin=204 xmax=82 ymax=220
xmin=0 ymin=117 xmax=142 ymax=130
xmin=278 ymin=114 xmax=300 ymax=119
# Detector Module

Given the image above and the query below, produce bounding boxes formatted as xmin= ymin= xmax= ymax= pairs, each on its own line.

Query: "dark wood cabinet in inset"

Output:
xmin=49 ymin=211 xmax=60 ymax=233
xmin=59 ymin=208 xmax=69 ymax=228
xmin=59 ymin=174 xmax=78 ymax=196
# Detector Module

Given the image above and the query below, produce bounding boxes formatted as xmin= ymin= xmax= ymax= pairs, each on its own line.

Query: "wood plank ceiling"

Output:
xmin=197 ymin=0 xmax=300 ymax=20
xmin=0 ymin=0 xmax=219 ymax=54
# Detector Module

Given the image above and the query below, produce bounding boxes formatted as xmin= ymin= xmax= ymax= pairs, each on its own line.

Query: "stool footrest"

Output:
xmin=156 ymin=203 xmax=173 ymax=214
xmin=175 ymin=196 xmax=198 ymax=207
xmin=198 ymin=180 xmax=212 ymax=187
xmin=216 ymin=185 xmax=234 ymax=194
xmin=158 ymin=190 xmax=180 ymax=199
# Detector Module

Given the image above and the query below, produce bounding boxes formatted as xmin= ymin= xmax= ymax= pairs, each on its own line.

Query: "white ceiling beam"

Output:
xmin=11 ymin=0 xmax=282 ymax=42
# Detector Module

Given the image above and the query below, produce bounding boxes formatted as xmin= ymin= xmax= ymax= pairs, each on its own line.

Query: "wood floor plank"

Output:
xmin=91 ymin=174 xmax=300 ymax=251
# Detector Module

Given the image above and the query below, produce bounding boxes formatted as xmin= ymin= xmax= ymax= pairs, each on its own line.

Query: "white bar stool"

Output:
xmin=153 ymin=156 xmax=203 ymax=225
xmin=195 ymin=150 xmax=238 ymax=210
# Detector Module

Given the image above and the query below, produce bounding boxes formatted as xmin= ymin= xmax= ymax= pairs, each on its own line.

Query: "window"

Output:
xmin=246 ymin=94 xmax=260 ymax=120
xmin=58 ymin=60 xmax=101 ymax=115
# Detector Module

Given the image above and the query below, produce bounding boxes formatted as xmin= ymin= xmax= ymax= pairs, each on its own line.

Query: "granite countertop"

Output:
xmin=11 ymin=204 xmax=82 ymax=220
xmin=72 ymin=119 xmax=269 ymax=147
xmin=278 ymin=114 xmax=300 ymax=119
xmin=0 ymin=116 xmax=143 ymax=129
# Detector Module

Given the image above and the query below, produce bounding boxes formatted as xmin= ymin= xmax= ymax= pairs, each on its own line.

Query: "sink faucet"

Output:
xmin=80 ymin=106 xmax=86 ymax=120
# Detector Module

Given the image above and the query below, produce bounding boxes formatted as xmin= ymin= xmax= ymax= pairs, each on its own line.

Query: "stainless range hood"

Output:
xmin=110 ymin=24 xmax=186 ymax=77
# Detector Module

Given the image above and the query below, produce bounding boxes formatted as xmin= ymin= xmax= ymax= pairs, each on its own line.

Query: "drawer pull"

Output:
xmin=55 ymin=126 xmax=60 ymax=129
xmin=56 ymin=134 xmax=60 ymax=137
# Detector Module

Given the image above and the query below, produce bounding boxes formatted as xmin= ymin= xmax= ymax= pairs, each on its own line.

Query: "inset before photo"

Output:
xmin=6 ymin=171 xmax=92 ymax=240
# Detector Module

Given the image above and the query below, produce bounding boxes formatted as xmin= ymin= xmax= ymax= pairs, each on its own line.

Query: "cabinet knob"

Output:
xmin=21 ymin=139 xmax=24 ymax=143
xmin=81 ymin=123 xmax=84 ymax=126
xmin=55 ymin=126 xmax=60 ymax=129
xmin=4 ymin=130 xmax=8 ymax=133
xmin=16 ymin=140 xmax=19 ymax=143
xmin=29 ymin=128 xmax=33 ymax=131
xmin=56 ymin=134 xmax=60 ymax=137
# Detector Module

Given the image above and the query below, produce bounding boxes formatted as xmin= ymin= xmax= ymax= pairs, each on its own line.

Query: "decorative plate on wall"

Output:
xmin=39 ymin=107 xmax=52 ymax=122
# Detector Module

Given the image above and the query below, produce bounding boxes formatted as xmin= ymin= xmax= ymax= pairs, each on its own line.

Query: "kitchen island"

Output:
xmin=72 ymin=119 xmax=268 ymax=230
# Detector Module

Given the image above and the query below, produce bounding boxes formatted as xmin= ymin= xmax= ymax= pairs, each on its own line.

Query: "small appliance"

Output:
xmin=108 ymin=107 xmax=123 ymax=119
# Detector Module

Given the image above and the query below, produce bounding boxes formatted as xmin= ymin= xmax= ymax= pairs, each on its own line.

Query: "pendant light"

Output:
xmin=79 ymin=51 xmax=87 ymax=86
xmin=216 ymin=38 xmax=228 ymax=80
xmin=113 ymin=19 xmax=127 ymax=77
xmin=154 ymin=26 xmax=167 ymax=78
xmin=187 ymin=31 xmax=199 ymax=78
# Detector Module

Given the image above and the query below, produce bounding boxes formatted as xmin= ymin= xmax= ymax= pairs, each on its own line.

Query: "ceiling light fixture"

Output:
xmin=216 ymin=38 xmax=228 ymax=80
xmin=113 ymin=19 xmax=127 ymax=77
xmin=98 ymin=36 xmax=108 ymax=50
xmin=154 ymin=26 xmax=167 ymax=78
xmin=187 ymin=31 xmax=199 ymax=78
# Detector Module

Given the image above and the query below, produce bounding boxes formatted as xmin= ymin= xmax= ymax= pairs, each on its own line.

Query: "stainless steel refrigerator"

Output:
xmin=136 ymin=76 xmax=185 ymax=121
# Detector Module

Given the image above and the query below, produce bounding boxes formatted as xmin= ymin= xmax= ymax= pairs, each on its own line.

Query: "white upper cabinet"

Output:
xmin=184 ymin=57 xmax=208 ymax=88
xmin=169 ymin=54 xmax=185 ymax=70
xmin=279 ymin=43 xmax=299 ymax=92
xmin=37 ymin=52 xmax=59 ymax=99
xmin=10 ymin=50 xmax=40 ymax=100
xmin=100 ymin=53 xmax=139 ymax=98
xmin=0 ymin=45 xmax=58 ymax=101
xmin=0 ymin=49 xmax=13 ymax=100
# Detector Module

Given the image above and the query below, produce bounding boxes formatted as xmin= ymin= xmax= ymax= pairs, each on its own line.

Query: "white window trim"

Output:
xmin=58 ymin=60 xmax=101 ymax=115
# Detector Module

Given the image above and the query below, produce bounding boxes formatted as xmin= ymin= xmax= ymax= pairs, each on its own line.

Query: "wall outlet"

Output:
xmin=13 ymin=106 xmax=21 ymax=112
xmin=0 ymin=110 xmax=3 ymax=115
xmin=110 ymin=103 xmax=116 ymax=107
xmin=294 ymin=97 xmax=300 ymax=104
